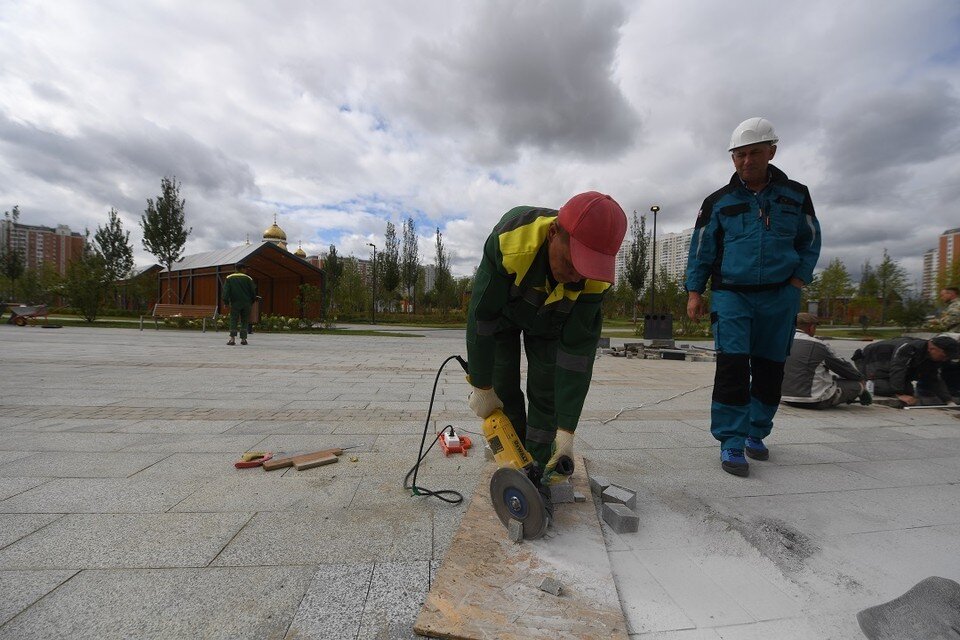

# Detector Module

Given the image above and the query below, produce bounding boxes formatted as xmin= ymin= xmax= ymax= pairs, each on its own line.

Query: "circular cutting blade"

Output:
xmin=490 ymin=467 xmax=548 ymax=540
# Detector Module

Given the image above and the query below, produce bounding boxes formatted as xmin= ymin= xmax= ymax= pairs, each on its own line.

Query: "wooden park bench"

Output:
xmin=140 ymin=303 xmax=219 ymax=332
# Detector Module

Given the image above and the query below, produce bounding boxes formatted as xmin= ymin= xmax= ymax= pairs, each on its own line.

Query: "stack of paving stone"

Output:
xmin=589 ymin=474 xmax=640 ymax=533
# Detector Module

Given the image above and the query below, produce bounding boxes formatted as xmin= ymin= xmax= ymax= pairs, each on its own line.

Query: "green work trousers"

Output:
xmin=229 ymin=305 xmax=251 ymax=339
xmin=491 ymin=326 xmax=558 ymax=468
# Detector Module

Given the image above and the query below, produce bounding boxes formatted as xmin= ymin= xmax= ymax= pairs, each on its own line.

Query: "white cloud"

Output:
xmin=1 ymin=0 xmax=958 ymax=285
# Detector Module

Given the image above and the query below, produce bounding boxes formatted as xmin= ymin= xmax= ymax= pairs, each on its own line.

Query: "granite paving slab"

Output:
xmin=0 ymin=569 xmax=77 ymax=625
xmin=170 ymin=476 xmax=360 ymax=512
xmin=211 ymin=508 xmax=433 ymax=566
xmin=0 ymin=477 xmax=49 ymax=502
xmin=0 ymin=452 xmax=169 ymax=478
xmin=0 ymin=478 xmax=203 ymax=514
xmin=0 ymin=513 xmax=252 ymax=569
xmin=286 ymin=564 xmax=373 ymax=639
xmin=0 ymin=513 xmax=63 ymax=548
xmin=0 ymin=567 xmax=315 ymax=639
xmin=357 ymin=561 xmax=431 ymax=640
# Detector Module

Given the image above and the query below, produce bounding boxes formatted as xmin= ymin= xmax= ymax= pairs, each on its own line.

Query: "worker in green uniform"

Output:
xmin=222 ymin=262 xmax=257 ymax=346
xmin=465 ymin=191 xmax=627 ymax=480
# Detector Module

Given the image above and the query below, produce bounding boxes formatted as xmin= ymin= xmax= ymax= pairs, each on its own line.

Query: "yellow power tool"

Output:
xmin=482 ymin=409 xmax=573 ymax=540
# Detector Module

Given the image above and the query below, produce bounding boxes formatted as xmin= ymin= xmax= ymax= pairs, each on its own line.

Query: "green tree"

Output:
xmin=454 ymin=275 xmax=472 ymax=310
xmin=816 ymin=258 xmax=853 ymax=322
xmin=379 ymin=221 xmax=401 ymax=308
xmin=401 ymin=217 xmax=419 ymax=312
xmin=140 ymin=176 xmax=191 ymax=271
xmin=1 ymin=205 xmax=25 ymax=299
xmin=875 ymin=249 xmax=908 ymax=323
xmin=323 ymin=245 xmax=344 ymax=314
xmin=889 ymin=294 xmax=931 ymax=330
xmin=294 ymin=283 xmax=324 ymax=325
xmin=858 ymin=260 xmax=879 ymax=298
xmin=604 ymin=278 xmax=634 ymax=318
xmin=336 ymin=257 xmax=366 ymax=315
xmin=94 ymin=208 xmax=134 ymax=283
xmin=16 ymin=263 xmax=61 ymax=305
xmin=62 ymin=249 xmax=109 ymax=322
xmin=433 ymin=227 xmax=453 ymax=314
xmin=625 ymin=211 xmax=649 ymax=324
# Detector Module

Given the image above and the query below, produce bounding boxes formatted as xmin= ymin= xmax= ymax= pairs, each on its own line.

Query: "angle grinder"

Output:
xmin=482 ymin=409 xmax=573 ymax=540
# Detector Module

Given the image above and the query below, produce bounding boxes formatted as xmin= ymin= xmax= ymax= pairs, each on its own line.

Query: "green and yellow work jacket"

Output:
xmin=222 ymin=272 xmax=257 ymax=308
xmin=466 ymin=206 xmax=610 ymax=431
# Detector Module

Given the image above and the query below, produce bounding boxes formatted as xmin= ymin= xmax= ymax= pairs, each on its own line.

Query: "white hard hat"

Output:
xmin=729 ymin=117 xmax=779 ymax=151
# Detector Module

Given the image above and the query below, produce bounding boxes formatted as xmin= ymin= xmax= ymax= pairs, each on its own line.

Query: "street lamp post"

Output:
xmin=649 ymin=205 xmax=660 ymax=314
xmin=367 ymin=242 xmax=377 ymax=325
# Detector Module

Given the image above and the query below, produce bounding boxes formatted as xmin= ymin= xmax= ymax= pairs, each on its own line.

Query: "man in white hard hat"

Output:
xmin=685 ymin=117 xmax=821 ymax=477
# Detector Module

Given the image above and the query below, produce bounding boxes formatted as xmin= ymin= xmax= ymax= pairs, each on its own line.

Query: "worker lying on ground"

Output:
xmin=852 ymin=336 xmax=959 ymax=406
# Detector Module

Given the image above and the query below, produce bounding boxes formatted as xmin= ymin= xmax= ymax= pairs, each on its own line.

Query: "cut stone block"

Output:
xmin=551 ymin=482 xmax=575 ymax=504
xmin=538 ymin=576 xmax=562 ymax=596
xmin=589 ymin=475 xmax=611 ymax=497
xmin=601 ymin=485 xmax=637 ymax=511
xmin=573 ymin=492 xmax=586 ymax=503
xmin=602 ymin=503 xmax=639 ymax=534
xmin=508 ymin=519 xmax=523 ymax=543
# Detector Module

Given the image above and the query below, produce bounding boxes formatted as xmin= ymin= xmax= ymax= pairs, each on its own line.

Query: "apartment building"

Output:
xmin=0 ymin=220 xmax=85 ymax=276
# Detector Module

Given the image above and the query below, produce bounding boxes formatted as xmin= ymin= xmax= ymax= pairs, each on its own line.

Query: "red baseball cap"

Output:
xmin=557 ymin=191 xmax=627 ymax=283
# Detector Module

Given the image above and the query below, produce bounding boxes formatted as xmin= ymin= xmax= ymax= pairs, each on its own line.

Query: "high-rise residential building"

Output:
xmin=0 ymin=219 xmax=85 ymax=276
xmin=653 ymin=228 xmax=694 ymax=281
xmin=922 ymin=248 xmax=938 ymax=301
xmin=939 ymin=227 xmax=960 ymax=282
xmin=613 ymin=227 xmax=695 ymax=286
xmin=920 ymin=227 xmax=960 ymax=300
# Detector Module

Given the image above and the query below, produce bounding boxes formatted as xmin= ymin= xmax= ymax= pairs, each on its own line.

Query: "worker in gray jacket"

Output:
xmin=781 ymin=313 xmax=869 ymax=409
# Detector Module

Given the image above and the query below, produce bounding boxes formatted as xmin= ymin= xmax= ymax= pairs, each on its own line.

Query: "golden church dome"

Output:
xmin=263 ymin=221 xmax=287 ymax=241
xmin=294 ymin=243 xmax=307 ymax=258
xmin=262 ymin=214 xmax=288 ymax=250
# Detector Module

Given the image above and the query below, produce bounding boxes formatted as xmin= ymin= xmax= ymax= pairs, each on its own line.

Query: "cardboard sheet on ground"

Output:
xmin=414 ymin=455 xmax=628 ymax=640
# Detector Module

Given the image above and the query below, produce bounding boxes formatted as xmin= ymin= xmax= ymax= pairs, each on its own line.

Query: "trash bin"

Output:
xmin=643 ymin=313 xmax=673 ymax=340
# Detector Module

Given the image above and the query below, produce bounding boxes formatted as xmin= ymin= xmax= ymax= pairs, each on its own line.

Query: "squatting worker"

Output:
xmin=685 ymin=117 xmax=822 ymax=477
xmin=465 ymin=192 xmax=627 ymax=494
xmin=222 ymin=262 xmax=257 ymax=346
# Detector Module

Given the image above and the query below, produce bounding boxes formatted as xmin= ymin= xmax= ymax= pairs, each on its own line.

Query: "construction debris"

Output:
xmin=589 ymin=474 xmax=611 ymax=497
xmin=600 ymin=342 xmax=716 ymax=362
xmin=601 ymin=485 xmax=638 ymax=511
xmin=508 ymin=518 xmax=524 ymax=543
xmin=602 ymin=503 xmax=639 ymax=534
xmin=538 ymin=576 xmax=563 ymax=596
xmin=550 ymin=481 xmax=575 ymax=504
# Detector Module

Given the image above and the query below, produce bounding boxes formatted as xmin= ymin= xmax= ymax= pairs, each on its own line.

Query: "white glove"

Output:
xmin=468 ymin=386 xmax=503 ymax=419
xmin=546 ymin=429 xmax=575 ymax=473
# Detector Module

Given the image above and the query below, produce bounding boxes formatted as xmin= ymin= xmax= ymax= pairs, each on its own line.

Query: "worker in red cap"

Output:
xmin=465 ymin=192 xmax=627 ymax=494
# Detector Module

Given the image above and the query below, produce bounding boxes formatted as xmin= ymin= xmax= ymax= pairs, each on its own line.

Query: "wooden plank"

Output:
xmin=414 ymin=455 xmax=628 ymax=640
xmin=293 ymin=453 xmax=338 ymax=470
xmin=262 ymin=448 xmax=345 ymax=471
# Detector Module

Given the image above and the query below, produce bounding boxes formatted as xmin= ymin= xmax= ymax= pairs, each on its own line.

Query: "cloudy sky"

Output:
xmin=2 ymin=0 xmax=959 ymax=284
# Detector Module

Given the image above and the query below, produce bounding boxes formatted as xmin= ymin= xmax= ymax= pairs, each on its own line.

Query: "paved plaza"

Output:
xmin=1 ymin=325 xmax=959 ymax=639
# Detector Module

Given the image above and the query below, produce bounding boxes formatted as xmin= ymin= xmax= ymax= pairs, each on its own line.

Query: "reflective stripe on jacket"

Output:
xmin=685 ymin=164 xmax=821 ymax=293
xmin=223 ymin=272 xmax=257 ymax=307
xmin=466 ymin=206 xmax=610 ymax=430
